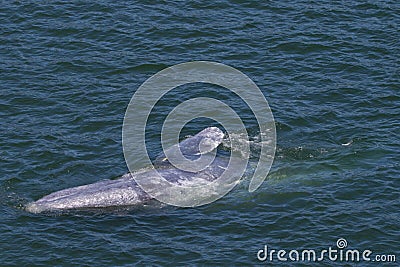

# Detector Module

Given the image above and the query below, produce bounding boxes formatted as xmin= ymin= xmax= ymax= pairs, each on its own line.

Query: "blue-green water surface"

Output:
xmin=0 ymin=1 xmax=399 ymax=266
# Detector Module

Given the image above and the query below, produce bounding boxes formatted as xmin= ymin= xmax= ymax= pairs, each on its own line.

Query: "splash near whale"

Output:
xmin=25 ymin=127 xmax=229 ymax=213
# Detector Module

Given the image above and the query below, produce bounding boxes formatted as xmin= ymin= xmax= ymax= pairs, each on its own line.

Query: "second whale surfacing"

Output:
xmin=25 ymin=127 xmax=229 ymax=213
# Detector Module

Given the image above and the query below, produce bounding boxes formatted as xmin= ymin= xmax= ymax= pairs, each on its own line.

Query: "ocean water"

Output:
xmin=0 ymin=1 xmax=399 ymax=266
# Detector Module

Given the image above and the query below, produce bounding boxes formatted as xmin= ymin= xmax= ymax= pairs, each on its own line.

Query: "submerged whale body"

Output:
xmin=26 ymin=127 xmax=228 ymax=213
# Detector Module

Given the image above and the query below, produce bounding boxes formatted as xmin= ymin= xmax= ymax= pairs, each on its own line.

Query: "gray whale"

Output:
xmin=26 ymin=127 xmax=228 ymax=213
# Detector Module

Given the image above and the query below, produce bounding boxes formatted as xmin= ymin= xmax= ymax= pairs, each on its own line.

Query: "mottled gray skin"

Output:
xmin=26 ymin=127 xmax=227 ymax=213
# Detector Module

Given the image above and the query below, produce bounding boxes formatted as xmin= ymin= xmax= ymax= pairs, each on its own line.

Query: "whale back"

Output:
xmin=26 ymin=127 xmax=228 ymax=213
